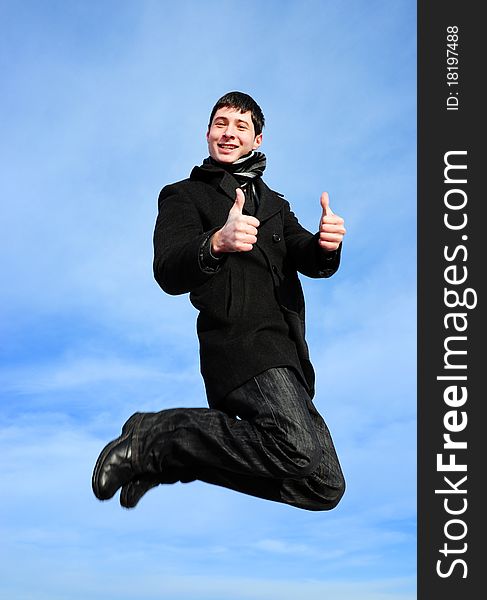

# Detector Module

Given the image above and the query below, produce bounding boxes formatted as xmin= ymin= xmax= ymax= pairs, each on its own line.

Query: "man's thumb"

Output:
xmin=320 ymin=191 xmax=334 ymax=216
xmin=232 ymin=188 xmax=245 ymax=213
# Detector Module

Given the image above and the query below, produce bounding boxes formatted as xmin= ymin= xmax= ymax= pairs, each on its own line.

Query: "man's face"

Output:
xmin=206 ymin=107 xmax=263 ymax=163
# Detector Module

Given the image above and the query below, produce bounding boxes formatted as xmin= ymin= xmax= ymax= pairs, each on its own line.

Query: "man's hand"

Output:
xmin=318 ymin=192 xmax=346 ymax=251
xmin=211 ymin=188 xmax=260 ymax=254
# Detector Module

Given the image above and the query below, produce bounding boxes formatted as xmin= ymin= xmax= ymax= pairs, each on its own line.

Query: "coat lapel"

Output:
xmin=218 ymin=171 xmax=240 ymax=204
xmin=190 ymin=166 xmax=237 ymax=207
xmin=190 ymin=165 xmax=284 ymax=222
xmin=217 ymin=175 xmax=284 ymax=222
xmin=254 ymin=179 xmax=284 ymax=223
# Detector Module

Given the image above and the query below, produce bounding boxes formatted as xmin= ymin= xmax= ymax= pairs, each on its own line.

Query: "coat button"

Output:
xmin=272 ymin=265 xmax=278 ymax=274
xmin=272 ymin=233 xmax=281 ymax=243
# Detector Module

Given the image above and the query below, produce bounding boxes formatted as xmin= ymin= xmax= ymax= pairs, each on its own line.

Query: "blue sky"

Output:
xmin=0 ymin=1 xmax=416 ymax=598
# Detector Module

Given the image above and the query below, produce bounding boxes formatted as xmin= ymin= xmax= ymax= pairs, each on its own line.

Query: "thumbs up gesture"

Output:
xmin=211 ymin=188 xmax=260 ymax=254
xmin=318 ymin=192 xmax=346 ymax=251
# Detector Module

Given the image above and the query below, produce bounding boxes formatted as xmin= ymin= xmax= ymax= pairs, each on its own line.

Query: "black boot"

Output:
xmin=120 ymin=468 xmax=197 ymax=509
xmin=92 ymin=413 xmax=143 ymax=501
xmin=120 ymin=476 xmax=161 ymax=509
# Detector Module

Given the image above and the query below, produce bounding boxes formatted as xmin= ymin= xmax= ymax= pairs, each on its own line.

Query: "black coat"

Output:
xmin=153 ymin=165 xmax=341 ymax=402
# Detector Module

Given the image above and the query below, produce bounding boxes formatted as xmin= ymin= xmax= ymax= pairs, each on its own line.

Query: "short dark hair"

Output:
xmin=208 ymin=91 xmax=265 ymax=135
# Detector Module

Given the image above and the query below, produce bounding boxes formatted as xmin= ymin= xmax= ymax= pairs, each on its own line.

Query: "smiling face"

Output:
xmin=206 ymin=107 xmax=263 ymax=164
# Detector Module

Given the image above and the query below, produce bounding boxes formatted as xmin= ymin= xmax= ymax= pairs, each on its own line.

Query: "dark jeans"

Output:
xmin=130 ymin=367 xmax=345 ymax=511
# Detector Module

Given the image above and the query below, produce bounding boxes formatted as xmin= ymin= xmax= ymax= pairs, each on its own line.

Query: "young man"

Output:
xmin=92 ymin=91 xmax=346 ymax=511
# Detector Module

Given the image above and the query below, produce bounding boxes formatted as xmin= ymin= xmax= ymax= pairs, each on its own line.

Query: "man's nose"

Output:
xmin=223 ymin=127 xmax=235 ymax=138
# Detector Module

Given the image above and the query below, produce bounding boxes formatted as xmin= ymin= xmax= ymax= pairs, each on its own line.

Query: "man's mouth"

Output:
xmin=218 ymin=144 xmax=238 ymax=150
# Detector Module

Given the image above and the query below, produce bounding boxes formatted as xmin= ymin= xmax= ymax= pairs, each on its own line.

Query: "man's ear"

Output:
xmin=253 ymin=133 xmax=263 ymax=150
xmin=206 ymin=129 xmax=210 ymax=141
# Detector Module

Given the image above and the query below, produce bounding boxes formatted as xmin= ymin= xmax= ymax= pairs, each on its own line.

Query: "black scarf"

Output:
xmin=201 ymin=151 xmax=266 ymax=214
